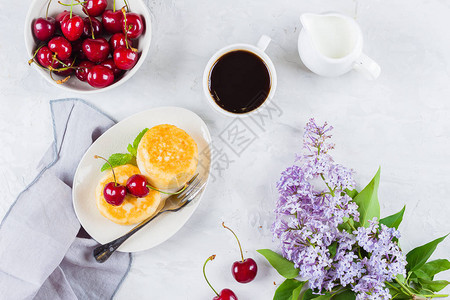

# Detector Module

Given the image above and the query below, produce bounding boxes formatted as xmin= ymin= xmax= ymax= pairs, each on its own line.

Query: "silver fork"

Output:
xmin=93 ymin=174 xmax=205 ymax=263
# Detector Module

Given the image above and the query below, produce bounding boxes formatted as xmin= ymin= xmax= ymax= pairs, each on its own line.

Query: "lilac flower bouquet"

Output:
xmin=258 ymin=119 xmax=449 ymax=300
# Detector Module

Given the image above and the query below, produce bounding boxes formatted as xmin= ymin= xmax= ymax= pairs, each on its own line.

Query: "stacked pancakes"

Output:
xmin=95 ymin=124 xmax=198 ymax=225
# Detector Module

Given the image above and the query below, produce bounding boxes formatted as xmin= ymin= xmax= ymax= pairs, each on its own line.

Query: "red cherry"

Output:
xmin=122 ymin=13 xmax=144 ymax=39
xmin=82 ymin=17 xmax=103 ymax=37
xmin=87 ymin=65 xmax=114 ymax=88
xmin=102 ymin=10 xmax=123 ymax=34
xmin=109 ymin=33 xmax=132 ymax=52
xmin=55 ymin=10 xmax=70 ymax=28
xmin=82 ymin=37 xmax=110 ymax=63
xmin=113 ymin=47 xmax=138 ymax=70
xmin=54 ymin=59 xmax=74 ymax=76
xmin=71 ymin=39 xmax=87 ymax=60
xmin=33 ymin=17 xmax=56 ymax=41
xmin=95 ymin=155 xmax=126 ymax=205
xmin=126 ymin=174 xmax=149 ymax=197
xmin=223 ymin=223 xmax=258 ymax=283
xmin=82 ymin=0 xmax=108 ymax=17
xmin=75 ymin=60 xmax=95 ymax=81
xmin=231 ymin=258 xmax=258 ymax=283
xmin=48 ymin=36 xmax=72 ymax=60
xmin=213 ymin=289 xmax=238 ymax=300
xmin=101 ymin=58 xmax=124 ymax=78
xmin=36 ymin=46 xmax=59 ymax=68
xmin=103 ymin=182 xmax=126 ymax=206
xmin=61 ymin=14 xmax=84 ymax=41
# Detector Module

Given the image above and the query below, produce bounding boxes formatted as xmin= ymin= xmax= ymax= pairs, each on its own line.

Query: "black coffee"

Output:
xmin=208 ymin=50 xmax=271 ymax=114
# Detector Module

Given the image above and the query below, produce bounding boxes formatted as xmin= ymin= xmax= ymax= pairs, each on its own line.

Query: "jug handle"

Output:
xmin=353 ymin=53 xmax=381 ymax=80
xmin=256 ymin=35 xmax=271 ymax=52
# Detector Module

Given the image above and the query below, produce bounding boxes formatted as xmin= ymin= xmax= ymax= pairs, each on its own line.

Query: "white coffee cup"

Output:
xmin=203 ymin=35 xmax=277 ymax=117
xmin=298 ymin=12 xmax=381 ymax=79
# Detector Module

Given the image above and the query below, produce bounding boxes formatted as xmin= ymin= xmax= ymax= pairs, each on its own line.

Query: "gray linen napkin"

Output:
xmin=0 ymin=99 xmax=132 ymax=300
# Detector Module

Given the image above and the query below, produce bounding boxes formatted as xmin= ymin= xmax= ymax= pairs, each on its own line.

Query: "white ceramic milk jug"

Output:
xmin=298 ymin=12 xmax=381 ymax=79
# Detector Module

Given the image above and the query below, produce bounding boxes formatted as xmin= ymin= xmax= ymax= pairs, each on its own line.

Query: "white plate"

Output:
xmin=73 ymin=107 xmax=211 ymax=252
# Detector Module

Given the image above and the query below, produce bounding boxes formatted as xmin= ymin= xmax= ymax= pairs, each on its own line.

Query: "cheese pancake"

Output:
xmin=136 ymin=124 xmax=198 ymax=190
xmin=96 ymin=164 xmax=162 ymax=225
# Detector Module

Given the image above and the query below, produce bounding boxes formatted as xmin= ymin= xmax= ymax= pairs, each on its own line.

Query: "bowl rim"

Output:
xmin=24 ymin=0 xmax=152 ymax=94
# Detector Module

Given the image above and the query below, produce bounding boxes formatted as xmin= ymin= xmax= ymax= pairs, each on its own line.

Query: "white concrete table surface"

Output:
xmin=1 ymin=0 xmax=449 ymax=299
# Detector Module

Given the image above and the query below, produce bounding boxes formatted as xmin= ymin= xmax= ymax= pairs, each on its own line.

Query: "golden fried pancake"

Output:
xmin=96 ymin=164 xmax=162 ymax=225
xmin=136 ymin=124 xmax=198 ymax=190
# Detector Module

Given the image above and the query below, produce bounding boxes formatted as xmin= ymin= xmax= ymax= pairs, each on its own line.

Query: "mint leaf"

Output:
xmin=417 ymin=279 xmax=450 ymax=292
xmin=101 ymin=153 xmax=133 ymax=171
xmin=406 ymin=234 xmax=449 ymax=272
xmin=353 ymin=168 xmax=381 ymax=227
xmin=333 ymin=290 xmax=356 ymax=300
xmin=127 ymin=143 xmax=136 ymax=157
xmin=132 ymin=128 xmax=148 ymax=149
xmin=257 ymin=249 xmax=299 ymax=279
xmin=413 ymin=259 xmax=450 ymax=280
xmin=274 ymin=279 xmax=305 ymax=300
xmin=380 ymin=206 xmax=405 ymax=229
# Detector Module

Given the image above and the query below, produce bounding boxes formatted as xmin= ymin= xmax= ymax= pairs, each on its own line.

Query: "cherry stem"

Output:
xmin=70 ymin=0 xmax=73 ymax=18
xmin=46 ymin=0 xmax=52 ymax=19
xmin=58 ymin=1 xmax=84 ymax=6
xmin=95 ymin=155 xmax=118 ymax=186
xmin=113 ymin=0 xmax=116 ymax=12
xmin=121 ymin=7 xmax=130 ymax=49
xmin=203 ymin=255 xmax=219 ymax=297
xmin=123 ymin=0 xmax=129 ymax=11
xmin=146 ymin=184 xmax=187 ymax=195
xmin=222 ymin=222 xmax=245 ymax=262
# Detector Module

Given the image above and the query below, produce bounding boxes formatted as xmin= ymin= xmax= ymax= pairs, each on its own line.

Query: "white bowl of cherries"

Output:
xmin=25 ymin=0 xmax=151 ymax=93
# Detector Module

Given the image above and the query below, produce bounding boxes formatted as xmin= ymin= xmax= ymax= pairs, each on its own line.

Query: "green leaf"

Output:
xmin=418 ymin=279 xmax=450 ymax=292
xmin=291 ymin=282 xmax=306 ymax=300
xmin=257 ymin=249 xmax=299 ymax=279
xmin=413 ymin=259 xmax=450 ymax=280
xmin=101 ymin=153 xmax=133 ymax=171
xmin=301 ymin=290 xmax=331 ymax=300
xmin=380 ymin=206 xmax=405 ymax=229
xmin=344 ymin=188 xmax=358 ymax=199
xmin=328 ymin=242 xmax=337 ymax=258
xmin=132 ymin=128 xmax=148 ymax=150
xmin=353 ymin=168 xmax=381 ymax=227
xmin=127 ymin=143 xmax=136 ymax=157
xmin=406 ymin=234 xmax=449 ymax=272
xmin=274 ymin=279 xmax=304 ymax=300
xmin=332 ymin=290 xmax=356 ymax=300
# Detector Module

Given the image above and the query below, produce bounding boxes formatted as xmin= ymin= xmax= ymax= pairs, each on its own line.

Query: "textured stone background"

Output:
xmin=1 ymin=0 xmax=449 ymax=298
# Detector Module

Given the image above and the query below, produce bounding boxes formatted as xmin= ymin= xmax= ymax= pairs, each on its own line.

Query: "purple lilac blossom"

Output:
xmin=272 ymin=119 xmax=407 ymax=299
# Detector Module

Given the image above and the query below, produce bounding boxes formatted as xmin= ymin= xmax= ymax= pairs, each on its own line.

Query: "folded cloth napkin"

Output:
xmin=0 ymin=99 xmax=131 ymax=300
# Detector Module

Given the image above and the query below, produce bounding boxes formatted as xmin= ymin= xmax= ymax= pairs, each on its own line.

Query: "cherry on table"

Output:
xmin=48 ymin=36 xmax=72 ymax=60
xmin=203 ymin=255 xmax=238 ymax=300
xmin=33 ymin=17 xmax=56 ymax=41
xmin=222 ymin=222 xmax=258 ymax=283
xmin=61 ymin=14 xmax=84 ymax=41
xmin=75 ymin=60 xmax=95 ymax=81
xmin=113 ymin=47 xmax=138 ymax=70
xmin=102 ymin=9 xmax=123 ymax=34
xmin=122 ymin=12 xmax=144 ymax=39
xmin=82 ymin=0 xmax=108 ymax=17
xmin=213 ymin=289 xmax=238 ymax=300
xmin=101 ymin=58 xmax=124 ymax=78
xmin=94 ymin=155 xmax=126 ymax=205
xmin=82 ymin=17 xmax=103 ymax=37
xmin=87 ymin=65 xmax=114 ymax=88
xmin=82 ymin=37 xmax=110 ymax=63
